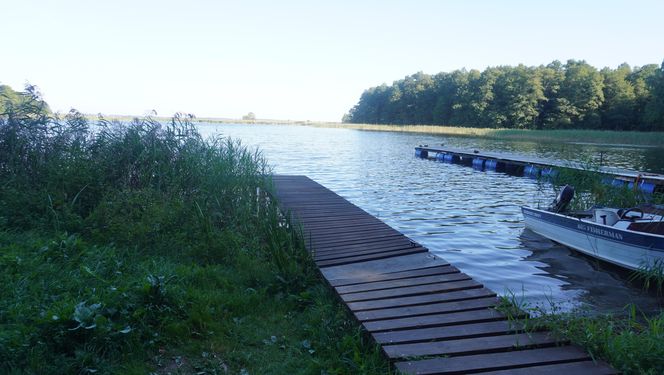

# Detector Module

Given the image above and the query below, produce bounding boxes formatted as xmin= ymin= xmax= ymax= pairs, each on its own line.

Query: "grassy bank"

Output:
xmin=543 ymin=308 xmax=664 ymax=374
xmin=1 ymin=99 xmax=388 ymax=373
xmin=498 ymin=297 xmax=664 ymax=375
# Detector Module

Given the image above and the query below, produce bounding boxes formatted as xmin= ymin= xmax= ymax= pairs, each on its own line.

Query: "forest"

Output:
xmin=344 ymin=60 xmax=664 ymax=131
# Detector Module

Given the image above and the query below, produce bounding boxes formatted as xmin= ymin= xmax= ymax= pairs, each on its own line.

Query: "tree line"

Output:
xmin=1 ymin=84 xmax=51 ymax=116
xmin=344 ymin=60 xmax=664 ymax=131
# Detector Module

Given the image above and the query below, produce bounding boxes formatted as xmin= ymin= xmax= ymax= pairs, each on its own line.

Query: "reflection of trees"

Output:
xmin=639 ymin=147 xmax=664 ymax=173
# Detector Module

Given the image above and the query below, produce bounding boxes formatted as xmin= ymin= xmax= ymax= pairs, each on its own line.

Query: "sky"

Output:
xmin=2 ymin=0 xmax=663 ymax=122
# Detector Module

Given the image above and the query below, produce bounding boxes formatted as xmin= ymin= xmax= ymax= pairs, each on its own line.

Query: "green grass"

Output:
xmin=1 ymin=95 xmax=389 ymax=374
xmin=496 ymin=293 xmax=664 ymax=375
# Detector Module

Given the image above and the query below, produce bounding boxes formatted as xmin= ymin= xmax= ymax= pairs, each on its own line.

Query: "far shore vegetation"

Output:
xmin=344 ymin=60 xmax=664 ymax=132
xmin=85 ymin=115 xmax=664 ymax=147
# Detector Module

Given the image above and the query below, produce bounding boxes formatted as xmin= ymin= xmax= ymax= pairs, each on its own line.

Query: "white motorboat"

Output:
xmin=522 ymin=185 xmax=664 ymax=271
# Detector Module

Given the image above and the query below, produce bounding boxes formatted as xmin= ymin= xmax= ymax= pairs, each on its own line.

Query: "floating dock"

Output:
xmin=415 ymin=145 xmax=664 ymax=194
xmin=272 ymin=175 xmax=616 ymax=374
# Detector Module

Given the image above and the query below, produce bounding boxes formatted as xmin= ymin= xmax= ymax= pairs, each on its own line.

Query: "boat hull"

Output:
xmin=522 ymin=206 xmax=664 ymax=270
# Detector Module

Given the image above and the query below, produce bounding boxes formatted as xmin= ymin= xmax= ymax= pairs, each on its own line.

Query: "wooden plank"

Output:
xmin=288 ymin=208 xmax=366 ymax=216
xmin=394 ymin=346 xmax=591 ymax=374
xmin=285 ymin=211 xmax=368 ymax=221
xmin=383 ymin=332 xmax=560 ymax=359
xmin=356 ymin=296 xmax=499 ymax=322
xmin=303 ymin=222 xmax=390 ymax=233
xmin=363 ymin=308 xmax=506 ymax=332
xmin=305 ymin=223 xmax=395 ymax=237
xmin=302 ymin=220 xmax=387 ymax=231
xmin=277 ymin=200 xmax=354 ymax=206
xmin=306 ymin=228 xmax=402 ymax=242
xmin=372 ymin=319 xmax=522 ymax=345
xmin=316 ymin=247 xmax=427 ymax=268
xmin=310 ymin=230 xmax=404 ymax=243
xmin=329 ymin=265 xmax=455 ymax=287
xmin=311 ymin=234 xmax=408 ymax=250
xmin=336 ymin=272 xmax=470 ymax=294
xmin=313 ymin=241 xmax=418 ymax=257
xmin=341 ymin=279 xmax=482 ymax=303
xmin=312 ymin=237 xmax=416 ymax=253
xmin=321 ymin=253 xmax=449 ymax=282
xmin=315 ymin=245 xmax=427 ymax=262
xmin=347 ymin=288 xmax=497 ymax=311
xmin=278 ymin=199 xmax=355 ymax=205
xmin=477 ymin=360 xmax=618 ymax=375
xmin=287 ymin=212 xmax=369 ymax=221
xmin=286 ymin=205 xmax=366 ymax=213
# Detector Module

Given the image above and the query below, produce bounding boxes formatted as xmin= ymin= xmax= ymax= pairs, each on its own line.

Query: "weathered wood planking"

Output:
xmin=272 ymin=175 xmax=617 ymax=374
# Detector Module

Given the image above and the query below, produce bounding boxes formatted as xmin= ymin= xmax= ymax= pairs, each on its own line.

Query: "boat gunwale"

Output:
xmin=521 ymin=206 xmax=664 ymax=252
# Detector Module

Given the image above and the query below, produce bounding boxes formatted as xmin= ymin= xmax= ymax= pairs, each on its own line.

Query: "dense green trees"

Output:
xmin=0 ymin=84 xmax=51 ymax=116
xmin=345 ymin=60 xmax=664 ymax=131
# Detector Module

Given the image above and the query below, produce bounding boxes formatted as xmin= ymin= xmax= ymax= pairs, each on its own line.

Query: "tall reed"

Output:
xmin=0 ymin=90 xmax=387 ymax=373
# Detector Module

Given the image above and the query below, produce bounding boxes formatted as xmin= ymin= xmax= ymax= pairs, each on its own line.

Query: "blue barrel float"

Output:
xmin=436 ymin=152 xmax=446 ymax=162
xmin=524 ymin=165 xmax=540 ymax=178
xmin=627 ymin=180 xmax=656 ymax=194
xmin=472 ymin=158 xmax=485 ymax=170
xmin=611 ymin=178 xmax=626 ymax=187
xmin=443 ymin=154 xmax=458 ymax=163
xmin=484 ymin=159 xmax=498 ymax=171
xmin=415 ymin=149 xmax=428 ymax=158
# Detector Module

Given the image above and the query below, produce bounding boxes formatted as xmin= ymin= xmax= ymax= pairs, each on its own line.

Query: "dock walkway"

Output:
xmin=415 ymin=145 xmax=664 ymax=193
xmin=272 ymin=175 xmax=616 ymax=374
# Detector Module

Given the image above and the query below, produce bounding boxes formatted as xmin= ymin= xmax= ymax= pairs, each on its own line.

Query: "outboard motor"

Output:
xmin=548 ymin=185 xmax=574 ymax=213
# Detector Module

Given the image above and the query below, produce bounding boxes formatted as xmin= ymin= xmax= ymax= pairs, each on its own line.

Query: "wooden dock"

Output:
xmin=415 ymin=145 xmax=664 ymax=193
xmin=272 ymin=175 xmax=616 ymax=374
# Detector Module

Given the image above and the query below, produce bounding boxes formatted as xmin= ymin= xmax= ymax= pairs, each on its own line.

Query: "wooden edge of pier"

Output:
xmin=271 ymin=175 xmax=617 ymax=374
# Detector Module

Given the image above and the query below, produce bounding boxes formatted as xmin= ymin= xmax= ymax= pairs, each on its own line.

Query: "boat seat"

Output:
xmin=627 ymin=221 xmax=664 ymax=235
xmin=594 ymin=209 xmax=620 ymax=226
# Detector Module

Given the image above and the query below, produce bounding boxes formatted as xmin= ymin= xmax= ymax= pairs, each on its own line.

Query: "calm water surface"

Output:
xmin=198 ymin=123 xmax=664 ymax=314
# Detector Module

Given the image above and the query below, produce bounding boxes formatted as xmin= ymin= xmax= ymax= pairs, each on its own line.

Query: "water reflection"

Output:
xmin=197 ymin=123 xmax=663 ymax=313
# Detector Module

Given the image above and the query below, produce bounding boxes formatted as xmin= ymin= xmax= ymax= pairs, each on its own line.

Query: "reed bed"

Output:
xmin=331 ymin=123 xmax=664 ymax=146
xmin=0 ymin=95 xmax=387 ymax=374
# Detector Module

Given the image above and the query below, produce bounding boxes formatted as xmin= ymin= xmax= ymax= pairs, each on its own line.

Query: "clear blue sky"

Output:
xmin=2 ymin=0 xmax=663 ymax=121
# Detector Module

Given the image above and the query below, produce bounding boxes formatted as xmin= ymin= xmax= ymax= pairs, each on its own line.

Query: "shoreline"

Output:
xmin=84 ymin=113 xmax=664 ymax=147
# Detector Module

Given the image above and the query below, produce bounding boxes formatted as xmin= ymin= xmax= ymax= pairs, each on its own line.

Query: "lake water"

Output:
xmin=198 ymin=123 xmax=663 ymax=314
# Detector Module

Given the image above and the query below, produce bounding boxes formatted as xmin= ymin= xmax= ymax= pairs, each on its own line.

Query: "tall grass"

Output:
xmin=0 ymin=91 xmax=388 ymax=373
xmin=495 ymin=295 xmax=664 ymax=374
xmin=544 ymin=163 xmax=664 ymax=210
